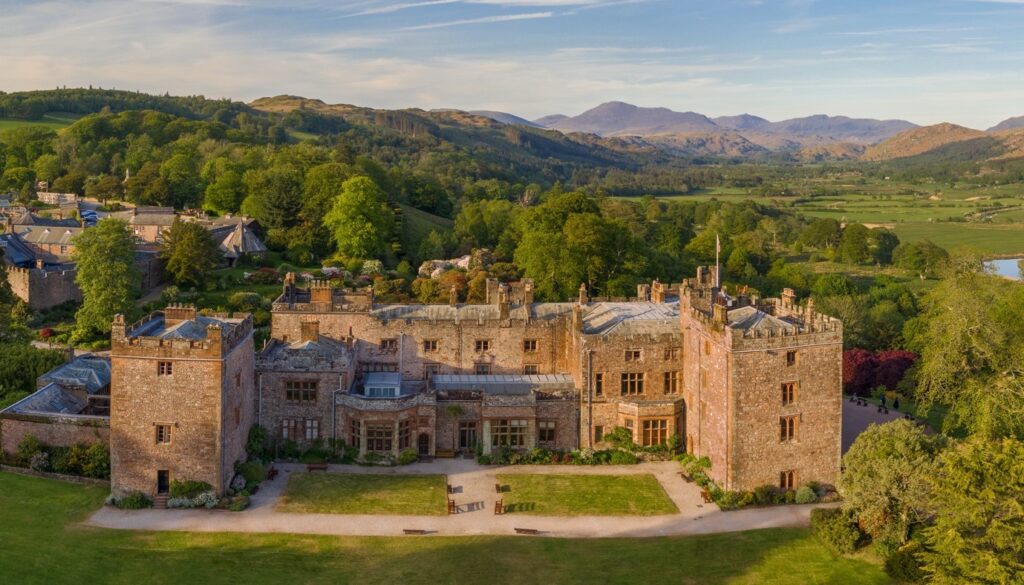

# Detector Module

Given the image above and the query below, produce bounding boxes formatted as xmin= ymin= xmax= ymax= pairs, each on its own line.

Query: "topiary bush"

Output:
xmin=810 ymin=508 xmax=864 ymax=554
xmin=795 ymin=485 xmax=819 ymax=504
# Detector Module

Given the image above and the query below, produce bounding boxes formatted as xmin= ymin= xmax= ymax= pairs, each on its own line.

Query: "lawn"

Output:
xmin=0 ymin=472 xmax=890 ymax=584
xmin=277 ymin=472 xmax=448 ymax=515
xmin=497 ymin=473 xmax=678 ymax=516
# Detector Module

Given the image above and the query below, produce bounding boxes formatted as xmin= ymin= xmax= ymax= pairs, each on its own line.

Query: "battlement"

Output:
xmin=111 ymin=308 xmax=254 ymax=357
xmin=272 ymin=273 xmax=374 ymax=313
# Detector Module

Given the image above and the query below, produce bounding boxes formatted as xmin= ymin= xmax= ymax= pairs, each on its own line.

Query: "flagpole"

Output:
xmin=715 ymin=233 xmax=721 ymax=289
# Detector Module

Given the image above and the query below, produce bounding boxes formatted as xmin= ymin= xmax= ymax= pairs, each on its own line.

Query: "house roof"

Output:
xmin=15 ymin=225 xmax=83 ymax=246
xmin=727 ymin=305 xmax=801 ymax=333
xmin=2 ymin=383 xmax=87 ymax=415
xmin=38 ymin=355 xmax=111 ymax=395
xmin=11 ymin=213 xmax=80 ymax=228
xmin=129 ymin=314 xmax=247 ymax=340
xmin=217 ymin=223 xmax=267 ymax=258
xmin=370 ymin=302 xmax=574 ymax=323
xmin=0 ymin=233 xmax=37 ymax=266
xmin=581 ymin=302 xmax=680 ymax=336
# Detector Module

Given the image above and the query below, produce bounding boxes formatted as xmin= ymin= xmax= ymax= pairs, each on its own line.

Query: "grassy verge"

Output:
xmin=0 ymin=472 xmax=890 ymax=584
xmin=276 ymin=472 xmax=448 ymax=515
xmin=497 ymin=473 xmax=678 ymax=516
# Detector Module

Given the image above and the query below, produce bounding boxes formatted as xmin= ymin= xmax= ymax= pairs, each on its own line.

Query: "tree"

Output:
xmin=914 ymin=255 xmax=1024 ymax=439
xmin=893 ymin=240 xmax=949 ymax=277
xmin=323 ymin=176 xmax=394 ymax=259
xmin=159 ymin=154 xmax=203 ymax=208
xmin=241 ymin=165 xmax=304 ymax=231
xmin=71 ymin=219 xmax=139 ymax=340
xmin=869 ymin=229 xmax=900 ymax=265
xmin=800 ymin=218 xmax=842 ymax=250
xmin=921 ymin=437 xmax=1024 ymax=584
xmin=840 ymin=420 xmax=946 ymax=553
xmin=203 ymin=169 xmax=245 ymax=214
xmin=160 ymin=219 xmax=221 ymax=288
xmin=838 ymin=223 xmax=871 ymax=264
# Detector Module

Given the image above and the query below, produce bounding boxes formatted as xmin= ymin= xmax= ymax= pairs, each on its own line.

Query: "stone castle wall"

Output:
xmin=0 ymin=413 xmax=109 ymax=457
xmin=5 ymin=265 xmax=81 ymax=310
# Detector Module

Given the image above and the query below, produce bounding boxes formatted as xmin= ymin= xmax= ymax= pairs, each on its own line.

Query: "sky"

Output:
xmin=3 ymin=0 xmax=1024 ymax=128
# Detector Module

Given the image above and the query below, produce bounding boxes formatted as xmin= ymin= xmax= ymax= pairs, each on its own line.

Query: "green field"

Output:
xmin=398 ymin=203 xmax=454 ymax=242
xmin=277 ymin=473 xmax=448 ymax=515
xmin=0 ymin=472 xmax=891 ymax=584
xmin=497 ymin=473 xmax=679 ymax=516
xmin=0 ymin=113 xmax=81 ymax=131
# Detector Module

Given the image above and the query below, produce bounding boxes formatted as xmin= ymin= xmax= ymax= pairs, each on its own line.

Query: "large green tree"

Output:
xmin=840 ymin=420 xmax=946 ymax=552
xmin=160 ymin=219 xmax=221 ymax=288
xmin=323 ymin=176 xmax=394 ymax=259
xmin=921 ymin=437 xmax=1024 ymax=584
xmin=72 ymin=219 xmax=139 ymax=340
xmin=913 ymin=254 xmax=1024 ymax=439
xmin=0 ymin=249 xmax=29 ymax=343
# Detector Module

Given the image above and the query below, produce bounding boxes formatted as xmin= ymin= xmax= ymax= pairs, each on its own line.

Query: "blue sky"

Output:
xmin=3 ymin=0 xmax=1024 ymax=127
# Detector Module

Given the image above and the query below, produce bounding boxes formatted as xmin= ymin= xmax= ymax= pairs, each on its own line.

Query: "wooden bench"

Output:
xmin=678 ymin=471 xmax=693 ymax=483
xmin=447 ymin=499 xmax=457 ymax=515
xmin=495 ymin=483 xmax=503 ymax=494
xmin=307 ymin=463 xmax=328 ymax=472
xmin=447 ymin=484 xmax=454 ymax=494
xmin=514 ymin=528 xmax=539 ymax=535
xmin=494 ymin=499 xmax=504 ymax=515
xmin=403 ymin=529 xmax=429 ymax=535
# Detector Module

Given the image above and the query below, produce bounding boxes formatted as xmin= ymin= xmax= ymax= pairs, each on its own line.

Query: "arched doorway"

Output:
xmin=417 ymin=433 xmax=430 ymax=457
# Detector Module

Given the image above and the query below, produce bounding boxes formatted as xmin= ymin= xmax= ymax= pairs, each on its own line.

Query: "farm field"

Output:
xmin=0 ymin=113 xmax=81 ymax=131
xmin=0 ymin=472 xmax=892 ymax=585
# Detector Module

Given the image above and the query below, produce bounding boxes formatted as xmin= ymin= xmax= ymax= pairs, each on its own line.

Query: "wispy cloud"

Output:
xmin=402 ymin=11 xmax=554 ymax=30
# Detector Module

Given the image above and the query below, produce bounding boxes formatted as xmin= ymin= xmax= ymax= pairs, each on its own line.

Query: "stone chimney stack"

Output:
xmin=523 ymin=279 xmax=534 ymax=305
xmin=637 ymin=283 xmax=651 ymax=302
xmin=805 ymin=297 xmax=816 ymax=323
xmin=449 ymin=285 xmax=458 ymax=307
xmin=300 ymin=320 xmax=320 ymax=342
xmin=35 ymin=259 xmax=44 ymax=269
xmin=206 ymin=323 xmax=222 ymax=346
xmin=712 ymin=302 xmax=728 ymax=324
xmin=485 ymin=278 xmax=500 ymax=304
xmin=164 ymin=304 xmax=198 ymax=327
xmin=498 ymin=284 xmax=510 ymax=320
xmin=3 ymin=215 xmax=12 ymax=234
xmin=111 ymin=314 xmax=127 ymax=342
xmin=310 ymin=280 xmax=332 ymax=304
xmin=578 ymin=283 xmax=588 ymax=306
xmin=651 ymin=281 xmax=666 ymax=304
xmin=781 ymin=288 xmax=796 ymax=309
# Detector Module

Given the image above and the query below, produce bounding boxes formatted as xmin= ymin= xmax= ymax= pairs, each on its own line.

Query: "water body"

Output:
xmin=985 ymin=258 xmax=1023 ymax=280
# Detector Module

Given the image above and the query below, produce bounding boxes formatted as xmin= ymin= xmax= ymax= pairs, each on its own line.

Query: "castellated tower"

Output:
xmin=109 ymin=305 xmax=255 ymax=497
xmin=680 ymin=269 xmax=843 ymax=492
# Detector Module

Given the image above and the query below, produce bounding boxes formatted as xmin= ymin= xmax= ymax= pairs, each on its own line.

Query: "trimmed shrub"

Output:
xmin=116 ymin=491 xmax=152 ymax=510
xmin=397 ymin=448 xmax=418 ymax=466
xmin=753 ymin=484 xmax=783 ymax=506
xmin=884 ymin=541 xmax=925 ymax=583
xmin=810 ymin=508 xmax=863 ymax=554
xmin=608 ymin=450 xmax=638 ymax=465
xmin=795 ymin=485 xmax=819 ymax=504
xmin=476 ymin=454 xmax=492 ymax=465
xmin=237 ymin=461 xmax=266 ymax=484
xmin=170 ymin=479 xmax=213 ymax=499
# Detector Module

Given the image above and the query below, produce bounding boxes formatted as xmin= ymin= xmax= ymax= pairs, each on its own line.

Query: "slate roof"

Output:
xmin=727 ymin=305 xmax=801 ymax=333
xmin=216 ymin=223 xmax=267 ymax=258
xmin=38 ymin=355 xmax=111 ymax=395
xmin=581 ymin=302 xmax=680 ymax=336
xmin=130 ymin=315 xmax=246 ymax=340
xmin=260 ymin=335 xmax=351 ymax=365
xmin=15 ymin=225 xmax=83 ymax=246
xmin=11 ymin=213 xmax=80 ymax=228
xmin=0 ymin=233 xmax=37 ymax=266
xmin=432 ymin=374 xmax=575 ymax=396
xmin=2 ymin=383 xmax=86 ymax=415
xmin=370 ymin=303 xmax=574 ymax=322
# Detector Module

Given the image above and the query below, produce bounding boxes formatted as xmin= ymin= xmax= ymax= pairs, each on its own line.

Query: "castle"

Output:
xmin=1 ymin=267 xmax=842 ymax=497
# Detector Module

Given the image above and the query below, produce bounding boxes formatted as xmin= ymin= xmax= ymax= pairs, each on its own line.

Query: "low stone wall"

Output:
xmin=0 ymin=413 xmax=110 ymax=458
xmin=0 ymin=464 xmax=110 ymax=487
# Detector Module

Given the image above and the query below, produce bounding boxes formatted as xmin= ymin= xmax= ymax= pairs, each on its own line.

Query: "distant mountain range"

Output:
xmin=457 ymin=101 xmax=1024 ymax=162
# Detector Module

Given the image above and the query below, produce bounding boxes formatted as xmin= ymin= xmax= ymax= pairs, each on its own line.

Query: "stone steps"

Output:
xmin=153 ymin=495 xmax=168 ymax=510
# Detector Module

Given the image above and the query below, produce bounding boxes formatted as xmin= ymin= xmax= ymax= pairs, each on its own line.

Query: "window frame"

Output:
xmin=523 ymin=339 xmax=538 ymax=353
xmin=155 ymin=424 xmax=172 ymax=445
xmin=624 ymin=349 xmax=642 ymax=362
xmin=474 ymin=339 xmax=492 ymax=353
xmin=538 ymin=420 xmax=556 ymax=444
xmin=423 ymin=339 xmax=439 ymax=353
xmin=781 ymin=381 xmax=797 ymax=406
xmin=157 ymin=361 xmax=173 ymax=376
xmin=663 ymin=371 xmax=681 ymax=394
xmin=779 ymin=415 xmax=799 ymax=442
xmin=620 ymin=372 xmax=644 ymax=395
xmin=491 ymin=419 xmax=528 ymax=447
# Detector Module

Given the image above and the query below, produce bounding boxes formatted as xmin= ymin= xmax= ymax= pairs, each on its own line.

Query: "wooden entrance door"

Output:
xmin=157 ymin=470 xmax=170 ymax=494
xmin=417 ymin=433 xmax=430 ymax=456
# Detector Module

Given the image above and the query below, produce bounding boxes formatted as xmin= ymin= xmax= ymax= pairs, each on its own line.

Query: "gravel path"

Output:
xmin=87 ymin=459 xmax=828 ymax=538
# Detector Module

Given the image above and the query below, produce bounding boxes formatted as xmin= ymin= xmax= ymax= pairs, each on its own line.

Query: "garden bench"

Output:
xmin=514 ymin=528 xmax=539 ymax=535
xmin=447 ymin=499 xmax=457 ymax=515
xmin=307 ymin=462 xmax=328 ymax=472
xmin=494 ymin=499 xmax=504 ymax=515
xmin=403 ymin=529 xmax=429 ymax=535
xmin=435 ymin=449 xmax=455 ymax=459
xmin=447 ymin=484 xmax=454 ymax=494
xmin=495 ymin=483 xmax=503 ymax=493
xmin=701 ymin=489 xmax=713 ymax=504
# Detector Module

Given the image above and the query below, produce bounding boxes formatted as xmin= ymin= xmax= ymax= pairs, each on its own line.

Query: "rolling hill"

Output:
xmin=862 ymin=123 xmax=988 ymax=161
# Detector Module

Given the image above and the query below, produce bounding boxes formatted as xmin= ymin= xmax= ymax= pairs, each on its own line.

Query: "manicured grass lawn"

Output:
xmin=0 ymin=472 xmax=890 ymax=584
xmin=497 ymin=473 xmax=678 ymax=516
xmin=277 ymin=472 xmax=448 ymax=515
